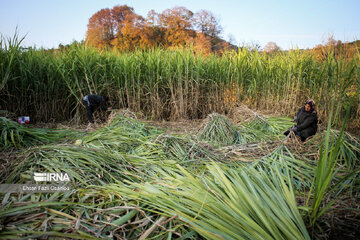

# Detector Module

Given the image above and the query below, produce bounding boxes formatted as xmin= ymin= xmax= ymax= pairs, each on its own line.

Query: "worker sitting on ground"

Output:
xmin=284 ymin=99 xmax=318 ymax=142
xmin=82 ymin=95 xmax=112 ymax=124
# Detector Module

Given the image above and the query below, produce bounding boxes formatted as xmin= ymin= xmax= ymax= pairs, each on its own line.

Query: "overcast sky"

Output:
xmin=1 ymin=0 xmax=359 ymax=50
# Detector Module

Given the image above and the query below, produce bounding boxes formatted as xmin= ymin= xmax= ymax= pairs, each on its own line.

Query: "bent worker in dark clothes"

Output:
xmin=82 ymin=95 xmax=112 ymax=124
xmin=284 ymin=99 xmax=318 ymax=142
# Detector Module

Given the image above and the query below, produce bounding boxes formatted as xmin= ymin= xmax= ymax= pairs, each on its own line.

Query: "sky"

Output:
xmin=0 ymin=0 xmax=359 ymax=50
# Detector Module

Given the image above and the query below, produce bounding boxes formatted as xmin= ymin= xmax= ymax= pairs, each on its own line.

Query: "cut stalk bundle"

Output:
xmin=0 ymin=117 xmax=78 ymax=150
xmin=2 ymin=145 xmax=142 ymax=186
xmin=302 ymin=129 xmax=360 ymax=198
xmin=198 ymin=113 xmax=293 ymax=147
xmin=106 ymin=108 xmax=138 ymax=125
xmin=220 ymin=141 xmax=280 ymax=161
xmin=0 ymin=187 xmax=191 ymax=239
xmin=198 ymin=113 xmax=240 ymax=147
xmin=76 ymin=116 xmax=160 ymax=153
xmin=287 ymin=129 xmax=360 ymax=170
xmin=116 ymin=163 xmax=311 ymax=240
xmin=251 ymin=145 xmax=316 ymax=190
xmin=242 ymin=115 xmax=294 ymax=138
xmin=108 ymin=112 xmax=140 ymax=126
xmin=235 ymin=126 xmax=265 ymax=144
xmin=329 ymin=129 xmax=360 ymax=169
xmin=155 ymin=134 xmax=221 ymax=164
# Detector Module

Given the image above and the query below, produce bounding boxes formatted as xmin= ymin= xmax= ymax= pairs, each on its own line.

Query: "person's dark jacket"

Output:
xmin=294 ymin=106 xmax=318 ymax=136
xmin=85 ymin=95 xmax=107 ymax=111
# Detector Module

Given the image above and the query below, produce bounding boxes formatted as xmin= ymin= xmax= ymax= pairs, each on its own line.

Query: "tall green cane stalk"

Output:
xmin=307 ymin=98 xmax=352 ymax=227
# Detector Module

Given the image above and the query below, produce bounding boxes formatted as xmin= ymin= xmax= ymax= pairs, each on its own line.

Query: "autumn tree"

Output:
xmin=86 ymin=5 xmax=144 ymax=50
xmin=86 ymin=8 xmax=114 ymax=48
xmin=313 ymin=36 xmax=343 ymax=61
xmin=192 ymin=9 xmax=228 ymax=53
xmin=193 ymin=10 xmax=222 ymax=38
xmin=111 ymin=5 xmax=135 ymax=30
xmin=110 ymin=5 xmax=145 ymax=51
xmin=192 ymin=32 xmax=212 ymax=55
xmin=141 ymin=10 xmax=166 ymax=48
xmin=146 ymin=10 xmax=159 ymax=26
xmin=264 ymin=41 xmax=280 ymax=53
xmin=159 ymin=7 xmax=195 ymax=47
xmin=86 ymin=5 xmax=229 ymax=54
xmin=212 ymin=40 xmax=231 ymax=55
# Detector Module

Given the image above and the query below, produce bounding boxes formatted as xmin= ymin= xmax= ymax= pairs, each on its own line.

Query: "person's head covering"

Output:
xmin=305 ymin=99 xmax=317 ymax=114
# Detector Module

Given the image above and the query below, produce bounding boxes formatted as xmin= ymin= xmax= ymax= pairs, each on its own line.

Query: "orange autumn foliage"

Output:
xmin=86 ymin=5 xmax=229 ymax=55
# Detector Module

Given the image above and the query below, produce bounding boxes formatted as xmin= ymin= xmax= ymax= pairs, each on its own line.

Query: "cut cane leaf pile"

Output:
xmin=1 ymin=113 xmax=360 ymax=240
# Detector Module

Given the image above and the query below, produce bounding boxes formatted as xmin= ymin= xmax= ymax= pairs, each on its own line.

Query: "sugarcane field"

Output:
xmin=1 ymin=42 xmax=359 ymax=240
xmin=1 ymin=3 xmax=360 ymax=239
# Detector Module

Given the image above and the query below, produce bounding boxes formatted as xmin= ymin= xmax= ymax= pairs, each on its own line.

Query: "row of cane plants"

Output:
xmin=1 ymin=33 xmax=359 ymax=124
